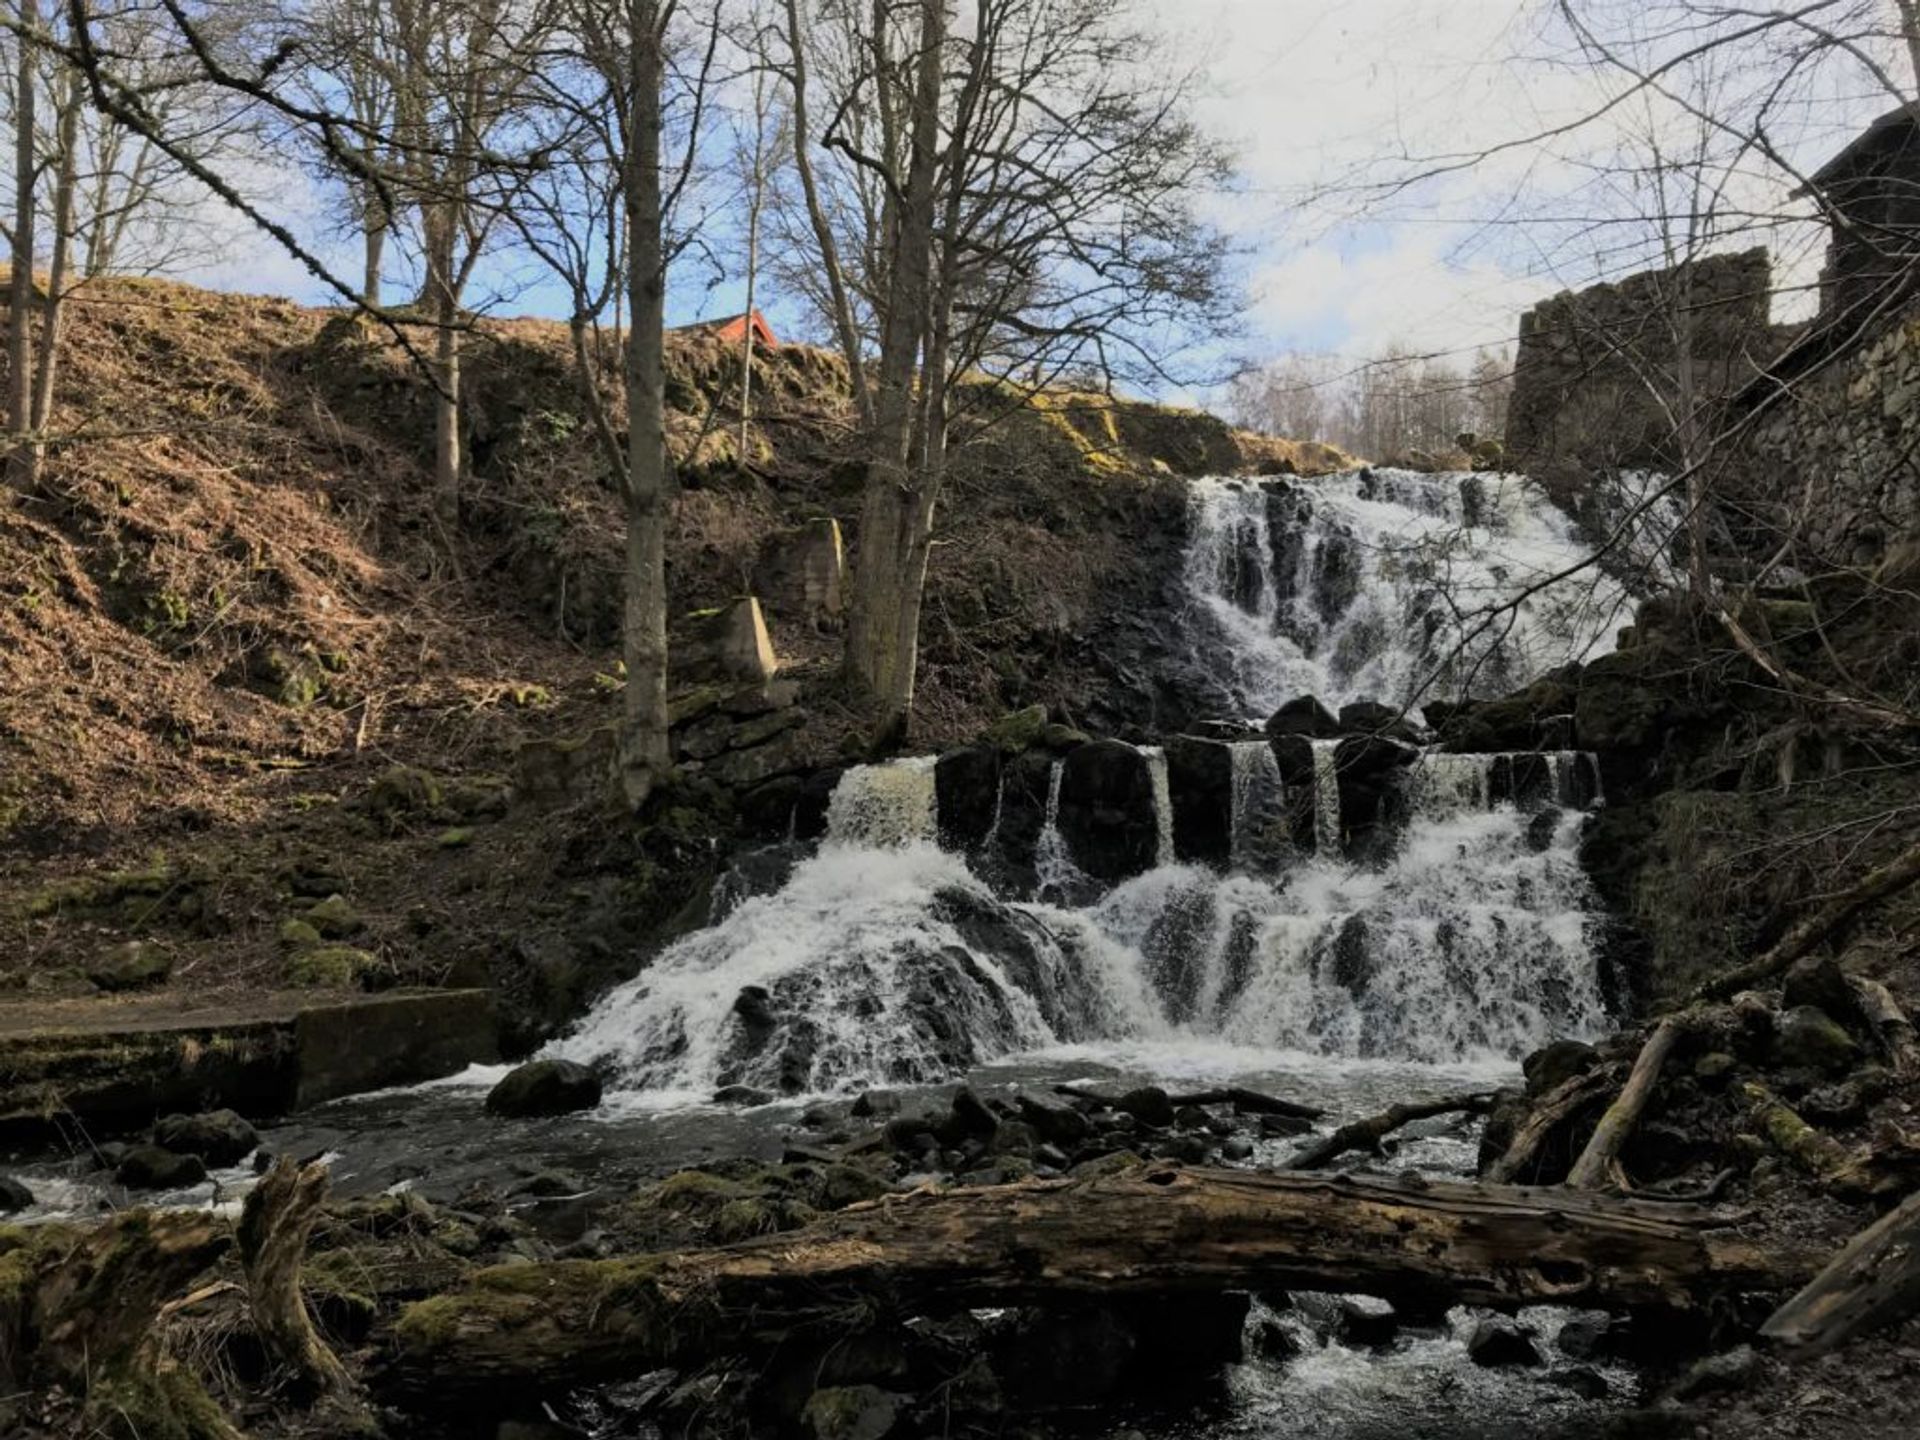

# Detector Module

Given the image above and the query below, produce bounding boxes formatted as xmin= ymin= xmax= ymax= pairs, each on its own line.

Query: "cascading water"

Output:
xmin=554 ymin=464 xmax=1627 ymax=1105
xmin=1181 ymin=468 xmax=1662 ymax=718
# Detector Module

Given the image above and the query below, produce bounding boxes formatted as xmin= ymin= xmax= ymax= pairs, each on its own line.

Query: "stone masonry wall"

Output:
xmin=1507 ymin=249 xmax=1777 ymax=488
xmin=1737 ymin=309 xmax=1920 ymax=568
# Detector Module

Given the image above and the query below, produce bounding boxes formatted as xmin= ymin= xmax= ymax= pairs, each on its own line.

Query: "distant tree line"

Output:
xmin=1226 ymin=346 xmax=1513 ymax=464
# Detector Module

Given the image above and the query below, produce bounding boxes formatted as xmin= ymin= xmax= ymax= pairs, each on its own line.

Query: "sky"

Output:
xmin=174 ymin=0 xmax=1905 ymax=390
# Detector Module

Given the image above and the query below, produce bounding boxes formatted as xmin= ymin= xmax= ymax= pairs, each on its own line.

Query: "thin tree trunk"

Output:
xmin=782 ymin=0 xmax=872 ymax=427
xmin=426 ymin=207 xmax=461 ymax=526
xmin=738 ymin=178 xmax=759 ymax=462
xmin=7 ymin=0 xmax=39 ymax=492
xmin=1566 ymin=1017 xmax=1683 ymax=1189
xmin=619 ymin=0 xmax=672 ymax=810
xmin=362 ymin=204 xmax=386 ymax=308
xmin=22 ymin=74 xmax=76 ymax=492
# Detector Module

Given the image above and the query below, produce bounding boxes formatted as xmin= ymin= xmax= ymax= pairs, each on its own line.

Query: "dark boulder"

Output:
xmin=1781 ymin=955 xmax=1856 ymax=1021
xmin=714 ymin=1084 xmax=775 ymax=1107
xmin=1057 ymin=740 xmax=1160 ymax=884
xmin=1166 ymin=736 xmax=1232 ymax=868
xmin=935 ymin=746 xmax=1003 ymax=852
xmin=1266 ymin=695 xmax=1340 ymax=739
xmin=1116 ymin=1085 xmax=1176 ymax=1128
xmin=1770 ymin=1005 xmax=1861 ymax=1074
xmin=116 ymin=1145 xmax=208 ymax=1190
xmin=1335 ymin=1296 xmax=1399 ymax=1348
xmin=1332 ymin=735 xmax=1418 ymax=859
xmin=1337 ymin=700 xmax=1421 ymax=742
xmin=851 ymin=1089 xmax=901 ymax=1118
xmin=1249 ymin=1316 xmax=1303 ymax=1361
xmin=1467 ymin=1319 xmax=1542 ymax=1368
xmin=1547 ymin=1367 xmax=1609 ymax=1399
xmin=1310 ymin=528 xmax=1362 ymax=623
xmin=1017 ymin=1094 xmax=1093 ymax=1148
xmin=486 ymin=1058 xmax=604 ymax=1118
xmin=153 ymin=1110 xmax=259 ymax=1167
xmin=940 ymin=1086 xmax=1000 ymax=1143
xmin=0 ymin=1175 xmax=31 ymax=1213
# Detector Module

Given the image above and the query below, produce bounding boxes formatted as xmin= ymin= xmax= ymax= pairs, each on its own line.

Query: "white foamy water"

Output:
xmin=1181 ymin=468 xmax=1660 ymax=717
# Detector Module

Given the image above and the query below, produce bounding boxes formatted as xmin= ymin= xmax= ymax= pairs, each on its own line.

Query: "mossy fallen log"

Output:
xmin=389 ymin=1165 xmax=1806 ymax=1396
xmin=1761 ymin=1186 xmax=1920 ymax=1356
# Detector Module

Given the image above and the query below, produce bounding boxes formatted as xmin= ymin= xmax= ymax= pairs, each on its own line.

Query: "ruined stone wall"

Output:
xmin=1506 ymin=249 xmax=1777 ymax=488
xmin=1738 ymin=308 xmax=1920 ymax=568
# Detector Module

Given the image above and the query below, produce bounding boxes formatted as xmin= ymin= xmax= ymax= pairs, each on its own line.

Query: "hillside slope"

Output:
xmin=0 ymin=275 xmax=1341 ymax=1036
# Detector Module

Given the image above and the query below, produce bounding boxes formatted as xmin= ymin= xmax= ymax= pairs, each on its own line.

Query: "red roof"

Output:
xmin=675 ymin=309 xmax=779 ymax=348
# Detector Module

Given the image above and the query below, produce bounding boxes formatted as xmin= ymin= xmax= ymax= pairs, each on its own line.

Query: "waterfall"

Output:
xmin=825 ymin=757 xmax=937 ymax=847
xmin=1229 ymin=741 xmax=1287 ymax=873
xmin=1142 ymin=745 xmax=1176 ymax=867
xmin=552 ymin=464 xmax=1633 ymax=1103
xmin=1310 ymin=740 xmax=1343 ymax=857
xmin=1181 ymin=469 xmax=1658 ymax=719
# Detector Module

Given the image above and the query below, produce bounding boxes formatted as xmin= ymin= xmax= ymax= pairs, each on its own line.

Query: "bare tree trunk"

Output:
xmin=7 ymin=0 xmax=39 ymax=492
xmin=1566 ymin=1017 xmax=1683 ymax=1189
xmin=738 ymin=178 xmax=759 ymax=462
xmin=846 ymin=0 xmax=945 ymax=724
xmin=22 ymin=72 xmax=77 ymax=493
xmin=1899 ymin=1 xmax=1920 ymax=103
xmin=619 ymin=0 xmax=672 ymax=810
xmin=362 ymin=202 xmax=387 ymax=308
xmin=425 ymin=205 xmax=461 ymax=526
xmin=782 ymin=0 xmax=873 ymax=427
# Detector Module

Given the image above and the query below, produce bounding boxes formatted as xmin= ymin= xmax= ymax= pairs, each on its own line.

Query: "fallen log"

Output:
xmin=1760 ymin=1186 xmax=1920 ymax=1357
xmin=1741 ymin=1082 xmax=1865 ymax=1193
xmin=390 ymin=1166 xmax=1805 ymax=1394
xmin=1285 ymin=1093 xmax=1494 ymax=1170
xmin=1848 ymin=976 xmax=1920 ymax=1079
xmin=1484 ymin=1067 xmax=1618 ymax=1184
xmin=1568 ymin=1017 xmax=1685 ymax=1190
xmin=1691 ymin=840 xmax=1920 ymax=1002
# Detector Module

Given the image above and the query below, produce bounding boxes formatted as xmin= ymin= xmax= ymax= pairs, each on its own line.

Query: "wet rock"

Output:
xmin=990 ymin=1120 xmax=1038 ymax=1158
xmin=934 ymin=746 xmax=1003 ymax=852
xmin=1166 ymin=735 xmax=1233 ymax=867
xmin=998 ymin=1305 xmax=1137 ymax=1407
xmin=153 ymin=1110 xmax=259 ymax=1166
xmin=0 ymin=1175 xmax=32 ymax=1213
xmin=1770 ymin=1005 xmax=1862 ymax=1074
xmin=1547 ymin=1366 xmax=1610 ymax=1399
xmin=941 ymin=1086 xmax=1000 ymax=1142
xmin=116 ymin=1145 xmax=208 ymax=1190
xmin=1249 ymin=1316 xmax=1303 ymax=1361
xmin=87 ymin=940 xmax=171 ymax=992
xmin=1057 ymin=739 xmax=1160 ymax=883
xmin=1333 ymin=734 xmax=1418 ymax=857
xmin=1524 ymin=1039 xmax=1599 ymax=1096
xmin=1334 ymin=1296 xmax=1399 ymax=1348
xmin=883 ymin=1113 xmax=936 ymax=1152
xmin=1260 ymin=1112 xmax=1313 ymax=1138
xmin=1692 ymin=1051 xmax=1738 ymax=1087
xmin=1338 ymin=700 xmax=1416 ymax=738
xmin=1017 ymin=1095 xmax=1092 ymax=1147
xmin=1117 ymin=1085 xmax=1176 ymax=1128
xmin=485 ymin=1058 xmax=603 ymax=1118
xmin=1034 ymin=1143 xmax=1071 ymax=1171
xmin=1781 ymin=955 xmax=1856 ymax=1021
xmin=801 ymin=1384 xmax=899 ymax=1440
xmin=714 ymin=1084 xmax=775 ymax=1107
xmin=1220 ymin=1136 xmax=1255 ymax=1162
xmin=1266 ymin=695 xmax=1340 ymax=739
xmin=1670 ymin=1344 xmax=1758 ymax=1398
xmin=1467 ymin=1319 xmax=1542 ymax=1368
xmin=851 ymin=1089 xmax=901 ymax=1118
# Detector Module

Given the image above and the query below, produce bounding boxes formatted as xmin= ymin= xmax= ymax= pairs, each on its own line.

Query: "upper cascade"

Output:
xmin=1181 ymin=467 xmax=1651 ymax=719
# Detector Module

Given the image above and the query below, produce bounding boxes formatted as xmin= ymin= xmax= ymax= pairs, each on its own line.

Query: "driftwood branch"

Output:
xmin=1484 ymin=1067 xmax=1618 ymax=1184
xmin=1761 ymin=1186 xmax=1920 ymax=1357
xmin=237 ymin=1157 xmax=357 ymax=1404
xmin=1286 ymin=1093 xmax=1494 ymax=1170
xmin=1692 ymin=841 xmax=1920 ymax=1002
xmin=1053 ymin=1083 xmax=1322 ymax=1120
xmin=1568 ymin=1018 xmax=1685 ymax=1190
xmin=389 ymin=1166 xmax=1806 ymax=1396
xmin=1848 ymin=977 xmax=1920 ymax=1078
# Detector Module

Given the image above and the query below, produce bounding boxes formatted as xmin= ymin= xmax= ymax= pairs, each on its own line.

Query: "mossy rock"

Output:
xmin=981 ymin=704 xmax=1049 ymax=754
xmin=287 ymin=945 xmax=376 ymax=988
xmin=436 ymin=827 xmax=474 ymax=849
xmin=362 ymin=765 xmax=446 ymax=827
xmin=87 ymin=941 xmax=172 ymax=992
xmin=304 ymin=894 xmax=362 ymax=938
xmin=278 ymin=918 xmax=323 ymax=949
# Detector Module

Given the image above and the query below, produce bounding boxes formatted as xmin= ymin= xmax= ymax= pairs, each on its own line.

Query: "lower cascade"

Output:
xmin=558 ymin=745 xmax=1610 ymax=1099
